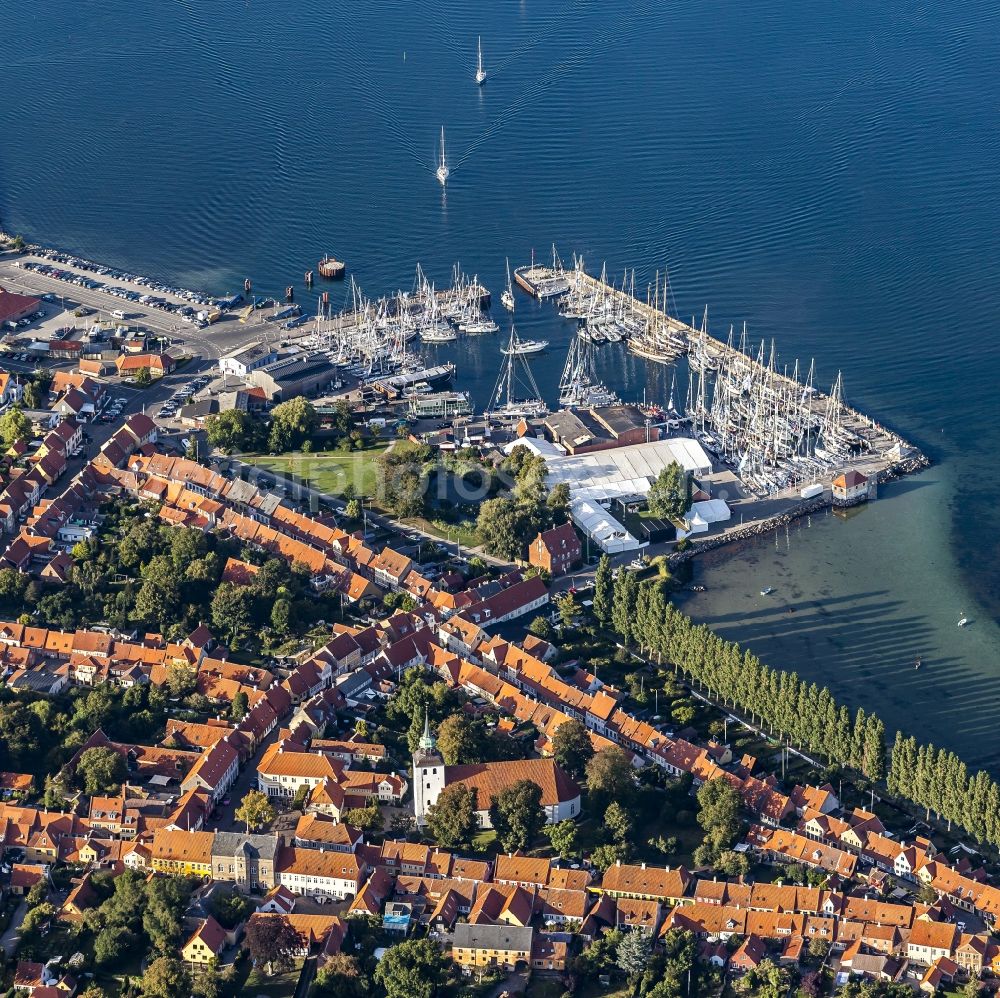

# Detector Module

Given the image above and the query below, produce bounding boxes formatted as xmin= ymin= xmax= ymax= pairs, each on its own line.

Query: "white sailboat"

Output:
xmin=435 ymin=127 xmax=449 ymax=185
xmin=502 ymin=336 xmax=548 ymax=355
xmin=501 ymin=258 xmax=515 ymax=312
xmin=475 ymin=37 xmax=487 ymax=85
xmin=487 ymin=326 xmax=549 ymax=419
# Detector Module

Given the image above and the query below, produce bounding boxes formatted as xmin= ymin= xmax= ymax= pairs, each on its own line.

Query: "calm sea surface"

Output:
xmin=3 ymin=0 xmax=1000 ymax=767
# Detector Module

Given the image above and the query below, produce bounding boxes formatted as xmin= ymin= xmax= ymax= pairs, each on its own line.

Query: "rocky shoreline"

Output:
xmin=670 ymin=452 xmax=931 ymax=566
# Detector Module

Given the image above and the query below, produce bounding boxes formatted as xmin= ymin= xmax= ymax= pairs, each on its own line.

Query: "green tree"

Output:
xmin=342 ymin=803 xmax=383 ymax=833
xmin=76 ymin=746 xmax=126 ymax=794
xmin=611 ymin=567 xmax=639 ymax=646
xmin=489 ymin=779 xmax=546 ymax=852
xmin=210 ymin=582 xmax=256 ymax=643
xmin=209 ymin=891 xmax=254 ymax=930
xmin=551 ymin=718 xmax=594 ymax=780
xmin=605 ymin=801 xmax=632 ymax=843
xmin=133 ymin=367 xmax=153 ymax=387
xmin=94 ymin=926 xmax=130 ymax=966
xmin=593 ymin=554 xmax=614 ymax=625
xmin=590 ymin=842 xmax=628 ymax=873
xmin=0 ymin=406 xmax=31 ymax=446
xmin=230 ymin=690 xmax=249 ymax=721
xmin=205 ymin=409 xmax=263 ymax=454
xmin=24 ymin=878 xmax=48 ymax=909
xmin=374 ymin=938 xmax=449 ymax=998
xmin=713 ymin=849 xmax=750 ymax=877
xmin=435 ymin=714 xmax=482 ymax=766
xmin=425 ymin=783 xmax=478 ymax=849
xmin=694 ymin=777 xmax=743 ymax=866
xmin=585 ymin=746 xmax=634 ymax=808
xmin=268 ymin=397 xmax=317 ymax=452
xmin=528 ymin=614 xmax=554 ymax=640
xmin=646 ymin=461 xmax=690 ymax=520
xmin=864 ymin=713 xmax=887 ymax=782
xmin=546 ymin=819 xmax=578 ymax=857
xmin=733 ymin=959 xmax=789 ymax=998
xmin=315 ymin=953 xmax=367 ymax=998
xmin=475 ymin=496 xmax=526 ymax=561
xmin=235 ymin=790 xmax=276 ymax=833
xmin=270 ymin=597 xmax=293 ymax=635
xmin=547 ymin=482 xmax=571 ymax=524
xmin=165 ymin=661 xmax=197 ymax=697
xmin=617 ymin=927 xmax=652 ymax=979
xmin=138 ymin=956 xmax=190 ymax=998
xmin=556 ymin=592 xmax=581 ymax=629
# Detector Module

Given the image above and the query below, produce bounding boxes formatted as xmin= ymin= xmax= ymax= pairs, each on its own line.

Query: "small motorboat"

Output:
xmin=958 ymin=617 xmax=969 ymax=627
xmin=760 ymin=587 xmax=774 ymax=596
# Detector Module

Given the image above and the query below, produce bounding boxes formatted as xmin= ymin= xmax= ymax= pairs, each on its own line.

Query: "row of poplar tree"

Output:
xmin=592 ymin=557 xmax=1000 ymax=850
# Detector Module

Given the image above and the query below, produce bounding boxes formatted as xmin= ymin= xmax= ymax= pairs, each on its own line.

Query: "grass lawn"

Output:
xmin=403 ymin=516 xmax=481 ymax=548
xmin=244 ymin=964 xmax=301 ymax=998
xmin=473 ymin=828 xmax=498 ymax=853
xmin=249 ymin=444 xmax=385 ymax=498
xmin=526 ymin=980 xmax=567 ymax=998
xmin=578 ymin=981 xmax=632 ymax=998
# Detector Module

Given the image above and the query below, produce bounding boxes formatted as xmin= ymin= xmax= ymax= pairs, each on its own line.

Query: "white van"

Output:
xmin=110 ymin=309 xmax=126 ymax=320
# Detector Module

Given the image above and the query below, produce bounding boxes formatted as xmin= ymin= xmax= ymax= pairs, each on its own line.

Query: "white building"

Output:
xmin=275 ymin=846 xmax=367 ymax=900
xmin=412 ymin=718 xmax=581 ymax=828
xmin=218 ymin=342 xmax=279 ymax=380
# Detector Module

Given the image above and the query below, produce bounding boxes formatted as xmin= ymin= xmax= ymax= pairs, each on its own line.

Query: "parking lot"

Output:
xmin=156 ymin=373 xmax=213 ymax=419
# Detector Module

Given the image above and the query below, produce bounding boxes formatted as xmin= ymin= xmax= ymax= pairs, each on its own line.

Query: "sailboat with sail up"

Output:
xmin=501 ymin=258 xmax=515 ymax=312
xmin=436 ymin=127 xmax=449 ymax=185
xmin=475 ymin=37 xmax=487 ymax=85
xmin=487 ymin=326 xmax=549 ymax=419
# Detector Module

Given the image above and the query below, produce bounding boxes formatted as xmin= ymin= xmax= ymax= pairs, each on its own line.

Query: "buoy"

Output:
xmin=285 ymin=286 xmax=294 ymax=302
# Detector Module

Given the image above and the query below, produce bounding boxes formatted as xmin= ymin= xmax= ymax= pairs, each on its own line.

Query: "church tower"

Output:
xmin=412 ymin=709 xmax=446 ymax=826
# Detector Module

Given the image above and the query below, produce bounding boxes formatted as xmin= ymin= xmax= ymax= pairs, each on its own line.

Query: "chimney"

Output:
xmin=616 ymin=859 xmax=621 ymax=867
xmin=641 ymin=862 xmax=646 ymax=870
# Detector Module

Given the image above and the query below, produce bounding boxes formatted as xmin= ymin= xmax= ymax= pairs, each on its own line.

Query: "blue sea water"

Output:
xmin=2 ymin=0 xmax=1000 ymax=765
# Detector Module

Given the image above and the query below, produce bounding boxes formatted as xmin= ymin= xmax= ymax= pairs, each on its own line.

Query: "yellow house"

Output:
xmin=452 ymin=923 xmax=533 ymax=972
xmin=181 ymin=917 xmax=227 ymax=965
xmin=150 ymin=829 xmax=214 ymax=878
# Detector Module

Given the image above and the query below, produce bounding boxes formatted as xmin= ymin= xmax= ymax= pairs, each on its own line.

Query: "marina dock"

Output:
xmin=516 ymin=258 xmax=928 ymax=498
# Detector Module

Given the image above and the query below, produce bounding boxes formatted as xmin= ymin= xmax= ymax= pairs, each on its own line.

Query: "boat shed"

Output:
xmin=569 ymin=497 xmax=645 ymax=554
xmin=542 ymin=437 xmax=712 ymax=503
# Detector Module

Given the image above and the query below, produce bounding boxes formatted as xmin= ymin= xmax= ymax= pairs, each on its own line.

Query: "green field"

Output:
xmin=250 ymin=445 xmax=385 ymax=499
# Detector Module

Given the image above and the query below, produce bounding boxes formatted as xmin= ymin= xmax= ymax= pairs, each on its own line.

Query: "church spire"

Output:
xmin=419 ymin=706 xmax=436 ymax=751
